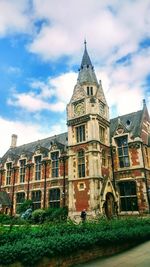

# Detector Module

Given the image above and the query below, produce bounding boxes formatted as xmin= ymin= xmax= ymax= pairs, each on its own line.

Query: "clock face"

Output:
xmin=74 ymin=102 xmax=85 ymax=116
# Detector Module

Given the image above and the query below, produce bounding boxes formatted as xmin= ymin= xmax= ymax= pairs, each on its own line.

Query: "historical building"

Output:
xmin=0 ymin=43 xmax=150 ymax=219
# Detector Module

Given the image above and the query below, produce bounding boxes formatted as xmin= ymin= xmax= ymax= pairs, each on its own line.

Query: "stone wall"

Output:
xmin=1 ymin=242 xmax=137 ymax=267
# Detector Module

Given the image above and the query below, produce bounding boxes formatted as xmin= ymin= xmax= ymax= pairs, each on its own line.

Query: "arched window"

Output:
xmin=118 ymin=181 xmax=138 ymax=211
xmin=49 ymin=188 xmax=60 ymax=208
xmin=78 ymin=150 xmax=85 ymax=178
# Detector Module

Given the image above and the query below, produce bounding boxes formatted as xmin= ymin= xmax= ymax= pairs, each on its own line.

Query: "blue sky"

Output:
xmin=0 ymin=0 xmax=150 ymax=156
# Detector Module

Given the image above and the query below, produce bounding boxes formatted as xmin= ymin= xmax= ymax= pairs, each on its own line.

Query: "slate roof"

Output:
xmin=110 ymin=110 xmax=143 ymax=139
xmin=77 ymin=42 xmax=98 ymax=85
xmin=0 ymin=191 xmax=12 ymax=207
xmin=1 ymin=132 xmax=68 ymax=163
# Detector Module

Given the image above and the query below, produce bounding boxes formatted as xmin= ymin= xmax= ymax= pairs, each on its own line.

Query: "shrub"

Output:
xmin=45 ymin=207 xmax=68 ymax=222
xmin=31 ymin=209 xmax=46 ymax=224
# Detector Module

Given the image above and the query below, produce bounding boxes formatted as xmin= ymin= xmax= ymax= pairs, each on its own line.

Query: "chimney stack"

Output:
xmin=10 ymin=134 xmax=18 ymax=148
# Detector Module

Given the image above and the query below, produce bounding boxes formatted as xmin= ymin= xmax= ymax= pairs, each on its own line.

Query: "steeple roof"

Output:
xmin=80 ymin=40 xmax=93 ymax=68
xmin=77 ymin=41 xmax=98 ymax=85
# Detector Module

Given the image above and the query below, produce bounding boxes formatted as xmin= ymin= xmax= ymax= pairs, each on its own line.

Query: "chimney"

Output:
xmin=10 ymin=134 xmax=18 ymax=148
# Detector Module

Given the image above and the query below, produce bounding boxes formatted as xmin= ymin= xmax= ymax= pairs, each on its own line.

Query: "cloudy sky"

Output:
xmin=0 ymin=0 xmax=150 ymax=156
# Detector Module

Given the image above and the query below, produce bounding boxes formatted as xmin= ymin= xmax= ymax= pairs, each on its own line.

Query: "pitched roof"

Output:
xmin=0 ymin=191 xmax=12 ymax=207
xmin=110 ymin=110 xmax=143 ymax=139
xmin=1 ymin=132 xmax=68 ymax=163
xmin=77 ymin=42 xmax=98 ymax=85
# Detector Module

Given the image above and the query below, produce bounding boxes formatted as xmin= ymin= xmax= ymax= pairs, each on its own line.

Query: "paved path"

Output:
xmin=74 ymin=241 xmax=150 ymax=267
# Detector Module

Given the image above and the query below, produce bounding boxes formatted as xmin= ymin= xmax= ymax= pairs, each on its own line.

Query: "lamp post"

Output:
xmin=59 ymin=148 xmax=68 ymax=207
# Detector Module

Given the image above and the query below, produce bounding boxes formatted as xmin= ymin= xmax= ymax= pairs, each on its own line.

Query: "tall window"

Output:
xmin=99 ymin=126 xmax=105 ymax=143
xmin=35 ymin=156 xmax=41 ymax=180
xmin=102 ymin=150 xmax=106 ymax=166
xmin=78 ymin=150 xmax=85 ymax=178
xmin=76 ymin=125 xmax=85 ymax=143
xmin=49 ymin=188 xmax=60 ymax=208
xmin=116 ymin=136 xmax=130 ymax=168
xmin=118 ymin=181 xmax=138 ymax=212
xmin=16 ymin=192 xmax=25 ymax=210
xmin=51 ymin=151 xmax=59 ymax=177
xmin=87 ymin=86 xmax=93 ymax=95
xmin=31 ymin=190 xmax=41 ymax=210
xmin=6 ymin=162 xmax=12 ymax=185
xmin=20 ymin=159 xmax=26 ymax=183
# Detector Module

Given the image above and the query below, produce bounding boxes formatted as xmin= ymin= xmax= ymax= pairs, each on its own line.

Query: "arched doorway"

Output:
xmin=104 ymin=192 xmax=115 ymax=218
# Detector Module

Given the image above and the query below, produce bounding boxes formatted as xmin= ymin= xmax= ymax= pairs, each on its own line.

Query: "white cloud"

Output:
xmin=7 ymin=71 xmax=76 ymax=113
xmin=0 ymin=0 xmax=32 ymax=36
xmin=0 ymin=116 xmax=67 ymax=157
xmin=27 ymin=0 xmax=150 ymax=63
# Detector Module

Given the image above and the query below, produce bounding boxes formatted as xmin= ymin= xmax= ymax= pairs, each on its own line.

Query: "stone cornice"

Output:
xmin=67 ymin=115 xmax=90 ymax=126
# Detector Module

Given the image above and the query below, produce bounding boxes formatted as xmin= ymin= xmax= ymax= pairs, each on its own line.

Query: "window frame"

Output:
xmin=49 ymin=188 xmax=60 ymax=208
xmin=16 ymin=192 xmax=25 ymax=208
xmin=76 ymin=124 xmax=85 ymax=143
xmin=6 ymin=162 xmax=12 ymax=185
xmin=51 ymin=151 xmax=59 ymax=178
xmin=31 ymin=190 xmax=41 ymax=210
xmin=118 ymin=181 xmax=138 ymax=212
xmin=116 ymin=136 xmax=130 ymax=168
xmin=99 ymin=125 xmax=105 ymax=143
xmin=19 ymin=159 xmax=26 ymax=183
xmin=78 ymin=150 xmax=85 ymax=178
xmin=35 ymin=156 xmax=42 ymax=181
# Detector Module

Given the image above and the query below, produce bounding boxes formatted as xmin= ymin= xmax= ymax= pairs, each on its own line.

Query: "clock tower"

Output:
xmin=67 ymin=42 xmax=117 ymax=220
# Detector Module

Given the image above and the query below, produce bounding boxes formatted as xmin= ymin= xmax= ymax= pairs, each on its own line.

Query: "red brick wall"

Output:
xmin=74 ymin=180 xmax=90 ymax=211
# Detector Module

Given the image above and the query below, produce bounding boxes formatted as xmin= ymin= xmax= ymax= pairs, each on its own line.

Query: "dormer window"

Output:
xmin=126 ymin=120 xmax=131 ymax=127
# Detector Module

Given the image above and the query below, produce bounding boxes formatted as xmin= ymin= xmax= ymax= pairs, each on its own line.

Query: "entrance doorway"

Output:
xmin=104 ymin=192 xmax=115 ymax=218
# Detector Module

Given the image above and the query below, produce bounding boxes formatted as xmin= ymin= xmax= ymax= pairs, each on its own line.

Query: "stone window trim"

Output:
xmin=77 ymin=182 xmax=86 ymax=191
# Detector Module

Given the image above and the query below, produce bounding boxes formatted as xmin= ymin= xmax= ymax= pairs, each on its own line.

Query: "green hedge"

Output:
xmin=1 ymin=217 xmax=150 ymax=266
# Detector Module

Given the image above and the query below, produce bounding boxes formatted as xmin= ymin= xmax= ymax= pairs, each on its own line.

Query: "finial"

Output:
xmin=84 ymin=39 xmax=87 ymax=48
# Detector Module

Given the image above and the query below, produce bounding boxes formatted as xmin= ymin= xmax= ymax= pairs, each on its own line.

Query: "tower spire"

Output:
xmin=78 ymin=41 xmax=98 ymax=85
